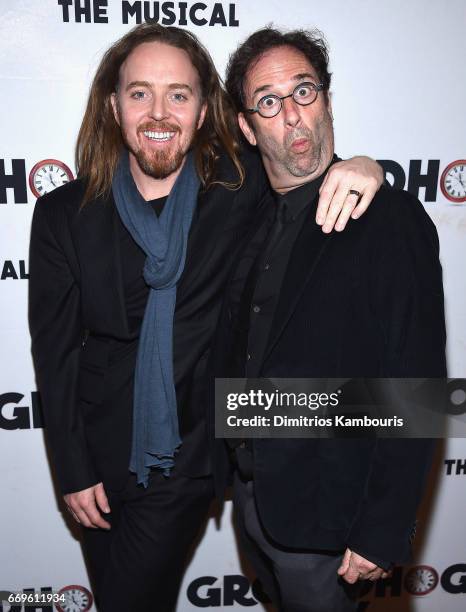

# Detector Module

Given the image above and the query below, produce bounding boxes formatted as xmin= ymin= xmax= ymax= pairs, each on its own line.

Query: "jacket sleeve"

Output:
xmin=29 ymin=197 xmax=99 ymax=495
xmin=346 ymin=190 xmax=447 ymax=563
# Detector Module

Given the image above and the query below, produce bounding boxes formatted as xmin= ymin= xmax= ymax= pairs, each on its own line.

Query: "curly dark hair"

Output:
xmin=225 ymin=26 xmax=332 ymax=113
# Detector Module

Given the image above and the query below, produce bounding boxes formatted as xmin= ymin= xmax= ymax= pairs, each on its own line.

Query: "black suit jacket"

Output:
xmin=29 ymin=149 xmax=268 ymax=495
xmin=210 ymin=184 xmax=447 ymax=564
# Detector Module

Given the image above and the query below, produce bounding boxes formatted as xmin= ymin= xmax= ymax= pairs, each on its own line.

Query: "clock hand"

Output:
xmin=48 ymin=173 xmax=57 ymax=187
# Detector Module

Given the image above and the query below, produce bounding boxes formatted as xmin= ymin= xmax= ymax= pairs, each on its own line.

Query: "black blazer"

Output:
xmin=210 ymin=184 xmax=447 ymax=564
xmin=29 ymin=149 xmax=268 ymax=495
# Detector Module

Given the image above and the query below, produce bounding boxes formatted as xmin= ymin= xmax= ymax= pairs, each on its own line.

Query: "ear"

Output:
xmin=326 ymin=92 xmax=333 ymax=122
xmin=110 ymin=92 xmax=120 ymax=126
xmin=197 ymin=101 xmax=207 ymax=130
xmin=238 ymin=112 xmax=257 ymax=147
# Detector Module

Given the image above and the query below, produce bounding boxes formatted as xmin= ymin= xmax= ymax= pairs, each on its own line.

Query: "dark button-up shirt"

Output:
xmin=246 ymin=176 xmax=325 ymax=377
xmin=228 ymin=173 xmax=325 ymax=378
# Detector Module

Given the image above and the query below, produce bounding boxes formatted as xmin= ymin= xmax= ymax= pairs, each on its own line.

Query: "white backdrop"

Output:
xmin=1 ymin=1 xmax=465 ymax=611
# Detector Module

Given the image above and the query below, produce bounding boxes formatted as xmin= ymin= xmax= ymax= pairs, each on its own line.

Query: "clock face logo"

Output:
xmin=404 ymin=565 xmax=439 ymax=596
xmin=55 ymin=585 xmax=93 ymax=612
xmin=29 ymin=159 xmax=74 ymax=198
xmin=440 ymin=159 xmax=466 ymax=203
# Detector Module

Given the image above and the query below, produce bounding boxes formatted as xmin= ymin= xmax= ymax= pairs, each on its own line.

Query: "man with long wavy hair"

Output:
xmin=29 ymin=22 xmax=383 ymax=611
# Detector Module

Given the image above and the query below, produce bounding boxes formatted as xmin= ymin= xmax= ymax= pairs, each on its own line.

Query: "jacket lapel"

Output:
xmin=262 ymin=203 xmax=334 ymax=365
xmin=177 ymin=185 xmax=228 ymax=293
xmin=72 ymin=192 xmax=129 ymax=336
xmin=177 ymin=180 xmax=259 ymax=294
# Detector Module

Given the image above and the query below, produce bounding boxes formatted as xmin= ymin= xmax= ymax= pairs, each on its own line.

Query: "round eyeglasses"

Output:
xmin=246 ymin=81 xmax=325 ymax=118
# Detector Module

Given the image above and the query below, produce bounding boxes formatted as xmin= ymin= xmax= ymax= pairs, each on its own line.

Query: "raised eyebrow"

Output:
xmin=252 ymin=83 xmax=274 ymax=99
xmin=252 ymin=73 xmax=319 ymax=99
xmin=292 ymin=73 xmax=318 ymax=83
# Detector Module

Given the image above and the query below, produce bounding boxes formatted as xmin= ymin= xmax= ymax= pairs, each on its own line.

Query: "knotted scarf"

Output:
xmin=112 ymin=150 xmax=200 ymax=487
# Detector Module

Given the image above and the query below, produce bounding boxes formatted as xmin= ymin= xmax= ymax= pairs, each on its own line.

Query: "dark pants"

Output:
xmin=233 ymin=473 xmax=360 ymax=612
xmin=81 ymin=468 xmax=214 ymax=612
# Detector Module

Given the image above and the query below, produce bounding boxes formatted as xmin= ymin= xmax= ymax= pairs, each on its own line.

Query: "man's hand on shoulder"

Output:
xmin=316 ymin=156 xmax=384 ymax=233
xmin=64 ymin=482 xmax=111 ymax=530
xmin=337 ymin=548 xmax=391 ymax=584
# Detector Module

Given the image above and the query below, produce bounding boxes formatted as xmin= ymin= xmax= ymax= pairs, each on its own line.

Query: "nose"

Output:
xmin=281 ymin=94 xmax=301 ymax=127
xmin=149 ymin=94 xmax=169 ymax=121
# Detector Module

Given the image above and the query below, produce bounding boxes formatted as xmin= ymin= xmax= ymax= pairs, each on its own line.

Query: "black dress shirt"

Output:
xmin=229 ymin=173 xmax=326 ymax=378
xmin=226 ymin=172 xmax=325 ymax=461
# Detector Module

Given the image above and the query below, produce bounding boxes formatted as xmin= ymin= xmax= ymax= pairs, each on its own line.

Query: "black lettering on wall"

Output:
xmin=0 ymin=159 xmax=27 ymax=204
xmin=190 ymin=3 xmax=207 ymax=26
xmin=57 ymin=0 xmax=108 ymax=23
xmin=408 ymin=160 xmax=440 ymax=202
xmin=122 ymin=0 xmax=141 ymax=23
xmin=161 ymin=2 xmax=176 ymax=25
xmin=377 ymin=159 xmax=406 ymax=191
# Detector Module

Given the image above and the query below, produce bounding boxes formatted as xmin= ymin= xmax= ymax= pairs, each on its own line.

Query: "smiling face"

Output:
xmin=111 ymin=41 xmax=206 ymax=184
xmin=238 ymin=45 xmax=334 ymax=192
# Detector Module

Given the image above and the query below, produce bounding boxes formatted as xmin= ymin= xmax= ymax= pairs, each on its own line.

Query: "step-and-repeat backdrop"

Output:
xmin=1 ymin=1 xmax=465 ymax=610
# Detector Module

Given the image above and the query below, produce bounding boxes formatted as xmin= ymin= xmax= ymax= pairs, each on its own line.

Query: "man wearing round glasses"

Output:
xmin=242 ymin=71 xmax=332 ymax=186
xmin=247 ymin=81 xmax=325 ymax=117
xmin=210 ymin=26 xmax=446 ymax=612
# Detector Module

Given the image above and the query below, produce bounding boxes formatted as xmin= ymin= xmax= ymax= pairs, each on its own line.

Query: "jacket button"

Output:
xmin=252 ymin=305 xmax=261 ymax=313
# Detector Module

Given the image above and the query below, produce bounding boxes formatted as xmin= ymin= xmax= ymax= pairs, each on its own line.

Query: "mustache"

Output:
xmin=285 ymin=127 xmax=313 ymax=147
xmin=138 ymin=122 xmax=180 ymax=133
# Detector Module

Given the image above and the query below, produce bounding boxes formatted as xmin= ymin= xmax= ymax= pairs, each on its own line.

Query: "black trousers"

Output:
xmin=233 ymin=473 xmax=361 ymax=612
xmin=80 ymin=468 xmax=214 ymax=612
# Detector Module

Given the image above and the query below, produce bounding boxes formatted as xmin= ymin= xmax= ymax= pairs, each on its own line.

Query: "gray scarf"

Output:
xmin=112 ymin=150 xmax=200 ymax=487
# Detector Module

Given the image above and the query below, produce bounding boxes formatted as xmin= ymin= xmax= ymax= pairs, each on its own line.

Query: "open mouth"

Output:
xmin=142 ymin=130 xmax=177 ymax=142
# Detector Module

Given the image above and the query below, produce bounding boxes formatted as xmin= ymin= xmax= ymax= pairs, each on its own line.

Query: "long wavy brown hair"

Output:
xmin=76 ymin=23 xmax=244 ymax=205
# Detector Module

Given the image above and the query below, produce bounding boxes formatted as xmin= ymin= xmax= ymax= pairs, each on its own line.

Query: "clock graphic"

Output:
xmin=440 ymin=159 xmax=466 ymax=203
xmin=404 ymin=565 xmax=439 ymax=596
xmin=29 ymin=158 xmax=74 ymax=198
xmin=55 ymin=585 xmax=93 ymax=612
